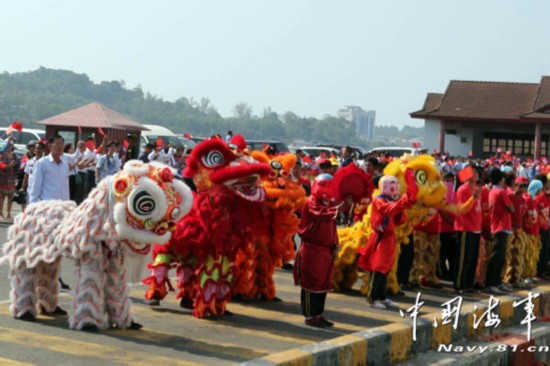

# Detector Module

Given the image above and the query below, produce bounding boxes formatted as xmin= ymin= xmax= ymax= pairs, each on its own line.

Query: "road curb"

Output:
xmin=242 ymin=284 xmax=550 ymax=365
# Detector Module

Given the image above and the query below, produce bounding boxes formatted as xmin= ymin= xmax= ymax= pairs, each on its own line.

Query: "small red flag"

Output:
xmin=183 ymin=132 xmax=192 ymax=139
xmin=123 ymin=139 xmax=129 ymax=149
xmin=85 ymin=140 xmax=95 ymax=151
xmin=433 ymin=149 xmax=439 ymax=154
xmin=0 ymin=162 xmax=6 ymax=169
xmin=469 ymin=150 xmax=473 ymax=156
xmin=458 ymin=166 xmax=474 ymax=183
xmin=156 ymin=137 xmax=164 ymax=147
xmin=412 ymin=142 xmax=420 ymax=148
xmin=98 ymin=127 xmax=107 ymax=136
xmin=78 ymin=126 xmax=82 ymax=134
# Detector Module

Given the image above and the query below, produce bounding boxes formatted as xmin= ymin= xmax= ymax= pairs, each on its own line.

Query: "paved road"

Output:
xmin=0 ymin=205 xmax=527 ymax=365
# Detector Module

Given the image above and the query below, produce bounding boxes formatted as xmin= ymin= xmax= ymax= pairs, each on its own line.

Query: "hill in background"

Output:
xmin=0 ymin=67 xmax=422 ymax=147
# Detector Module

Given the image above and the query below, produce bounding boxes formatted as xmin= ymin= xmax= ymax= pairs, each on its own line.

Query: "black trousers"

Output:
xmin=300 ymin=289 xmax=327 ymax=318
xmin=68 ymin=174 xmax=77 ymax=202
xmin=537 ymin=228 xmax=550 ymax=276
xmin=454 ymin=232 xmax=481 ymax=290
xmin=439 ymin=232 xmax=457 ymax=280
xmin=485 ymin=232 xmax=509 ymax=287
xmin=74 ymin=172 xmax=87 ymax=204
xmin=84 ymin=170 xmax=96 ymax=199
xmin=367 ymin=271 xmax=387 ymax=303
xmin=397 ymin=234 xmax=414 ymax=286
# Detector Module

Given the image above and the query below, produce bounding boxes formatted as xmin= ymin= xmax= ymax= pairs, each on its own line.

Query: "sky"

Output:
xmin=1 ymin=0 xmax=549 ymax=127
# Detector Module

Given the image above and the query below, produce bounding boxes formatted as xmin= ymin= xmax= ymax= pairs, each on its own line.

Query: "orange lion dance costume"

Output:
xmin=232 ymin=152 xmax=307 ymax=301
xmin=143 ymin=135 xmax=271 ymax=318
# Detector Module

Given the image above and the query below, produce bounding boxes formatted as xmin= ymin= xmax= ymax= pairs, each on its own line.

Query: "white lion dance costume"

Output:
xmin=2 ymin=161 xmax=193 ymax=330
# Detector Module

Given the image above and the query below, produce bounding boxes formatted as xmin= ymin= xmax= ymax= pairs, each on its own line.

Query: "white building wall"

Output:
xmin=424 ymin=119 xmax=440 ymax=152
xmin=424 ymin=119 xmax=474 ymax=156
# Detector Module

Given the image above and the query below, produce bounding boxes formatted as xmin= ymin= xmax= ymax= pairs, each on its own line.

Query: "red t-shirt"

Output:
xmin=454 ymin=183 xmax=482 ymax=233
xmin=507 ymin=189 xmax=525 ymax=229
xmin=415 ymin=212 xmax=439 ymax=234
xmin=523 ymin=193 xmax=540 ymax=235
xmin=438 ymin=210 xmax=455 ymax=233
xmin=489 ymin=186 xmax=513 ymax=234
xmin=535 ymin=192 xmax=550 ymax=230
xmin=481 ymin=186 xmax=491 ymax=231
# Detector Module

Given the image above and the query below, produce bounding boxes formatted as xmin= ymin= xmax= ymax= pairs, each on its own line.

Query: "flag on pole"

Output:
xmin=123 ymin=139 xmax=129 ymax=149
xmin=78 ymin=126 xmax=82 ymax=134
xmin=98 ymin=127 xmax=107 ymax=136
xmin=183 ymin=132 xmax=192 ymax=139
xmin=156 ymin=137 xmax=164 ymax=148
xmin=458 ymin=165 xmax=474 ymax=183
xmin=2 ymin=121 xmax=23 ymax=139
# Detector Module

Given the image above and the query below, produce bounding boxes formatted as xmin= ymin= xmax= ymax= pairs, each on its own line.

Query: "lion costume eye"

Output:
xmin=416 ymin=170 xmax=427 ymax=185
xmin=202 ymin=150 xmax=225 ymax=168
xmin=271 ymin=161 xmax=282 ymax=170
xmin=133 ymin=191 xmax=156 ymax=215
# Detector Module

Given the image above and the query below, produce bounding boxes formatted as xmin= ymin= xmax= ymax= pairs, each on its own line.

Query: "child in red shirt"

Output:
xmin=486 ymin=168 xmax=514 ymax=294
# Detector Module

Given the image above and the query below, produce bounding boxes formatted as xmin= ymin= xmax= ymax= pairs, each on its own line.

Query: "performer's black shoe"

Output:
xmin=129 ymin=321 xmax=143 ymax=330
xmin=281 ymin=263 xmax=293 ymax=270
xmin=17 ymin=312 xmax=36 ymax=322
xmin=81 ymin=324 xmax=99 ymax=331
xmin=179 ymin=298 xmax=194 ymax=309
xmin=40 ymin=305 xmax=68 ymax=315
xmin=147 ymin=299 xmax=160 ymax=307
xmin=59 ymin=278 xmax=71 ymax=291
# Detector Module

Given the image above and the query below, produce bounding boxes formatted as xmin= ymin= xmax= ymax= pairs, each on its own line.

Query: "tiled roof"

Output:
xmin=533 ymin=76 xmax=550 ymax=111
xmin=410 ymin=93 xmax=443 ymax=116
xmin=411 ymin=77 xmax=550 ymax=122
xmin=36 ymin=102 xmax=149 ymax=131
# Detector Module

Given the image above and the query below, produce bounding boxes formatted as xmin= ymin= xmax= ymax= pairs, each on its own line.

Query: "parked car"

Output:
xmin=368 ymin=146 xmax=428 ymax=157
xmin=0 ymin=127 xmax=46 ymax=154
xmin=140 ymin=125 xmax=184 ymax=149
xmin=246 ymin=140 xmax=290 ymax=154
xmin=177 ymin=136 xmax=197 ymax=150
xmin=298 ymin=146 xmax=341 ymax=158
xmin=317 ymin=144 xmax=369 ymax=159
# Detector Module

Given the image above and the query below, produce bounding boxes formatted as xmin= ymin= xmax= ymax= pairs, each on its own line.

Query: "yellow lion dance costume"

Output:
xmin=333 ymin=155 xmax=448 ymax=294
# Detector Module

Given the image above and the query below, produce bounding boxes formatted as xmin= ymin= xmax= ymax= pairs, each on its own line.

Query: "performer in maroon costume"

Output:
xmin=293 ymin=173 xmax=339 ymax=327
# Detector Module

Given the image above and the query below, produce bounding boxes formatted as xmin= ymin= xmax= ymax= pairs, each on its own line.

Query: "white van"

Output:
xmin=368 ymin=146 xmax=428 ymax=157
xmin=0 ymin=127 xmax=46 ymax=154
xmin=140 ymin=125 xmax=184 ymax=149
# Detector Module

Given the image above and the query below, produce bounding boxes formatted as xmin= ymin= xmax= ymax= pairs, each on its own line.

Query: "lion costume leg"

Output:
xmin=9 ymin=264 xmax=37 ymax=319
xmin=70 ymin=257 xmax=107 ymax=330
xmin=36 ymin=258 xmax=61 ymax=312
xmin=105 ymin=251 xmax=134 ymax=329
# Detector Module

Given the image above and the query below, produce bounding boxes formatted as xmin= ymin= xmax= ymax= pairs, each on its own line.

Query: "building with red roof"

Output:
xmin=411 ymin=77 xmax=550 ymax=159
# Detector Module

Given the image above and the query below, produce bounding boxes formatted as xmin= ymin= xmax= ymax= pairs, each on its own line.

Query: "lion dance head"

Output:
xmin=110 ymin=160 xmax=193 ymax=252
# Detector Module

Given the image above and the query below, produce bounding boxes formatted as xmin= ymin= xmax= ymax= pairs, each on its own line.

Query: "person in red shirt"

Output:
xmin=535 ymin=174 xmax=550 ymax=279
xmin=503 ymin=176 xmax=528 ymax=287
xmin=486 ymin=168 xmax=515 ymax=294
xmin=357 ymin=170 xmax=417 ymax=309
xmin=454 ymin=167 xmax=482 ymax=293
xmin=524 ymin=180 xmax=543 ymax=282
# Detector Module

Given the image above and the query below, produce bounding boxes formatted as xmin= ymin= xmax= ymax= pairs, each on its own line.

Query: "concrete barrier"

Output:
xmin=242 ymin=285 xmax=550 ymax=365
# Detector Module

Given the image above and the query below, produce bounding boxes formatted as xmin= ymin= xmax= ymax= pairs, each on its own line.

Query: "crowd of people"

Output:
xmin=2 ymin=128 xmax=550 ymax=329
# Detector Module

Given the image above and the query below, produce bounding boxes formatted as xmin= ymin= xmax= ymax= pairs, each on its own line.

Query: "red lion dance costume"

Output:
xmin=232 ymin=152 xmax=307 ymax=301
xmin=143 ymin=136 xmax=271 ymax=318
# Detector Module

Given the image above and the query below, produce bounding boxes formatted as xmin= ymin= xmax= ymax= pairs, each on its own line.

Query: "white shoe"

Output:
xmin=524 ymin=278 xmax=534 ymax=285
xmin=382 ymin=298 xmax=399 ymax=308
xmin=368 ymin=300 xmax=387 ymax=309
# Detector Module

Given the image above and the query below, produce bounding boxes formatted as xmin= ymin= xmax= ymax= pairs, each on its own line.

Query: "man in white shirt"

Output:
xmin=29 ymin=135 xmax=70 ymax=204
xmin=28 ymin=135 xmax=73 ymax=295
xmin=82 ymin=137 xmax=98 ymax=198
